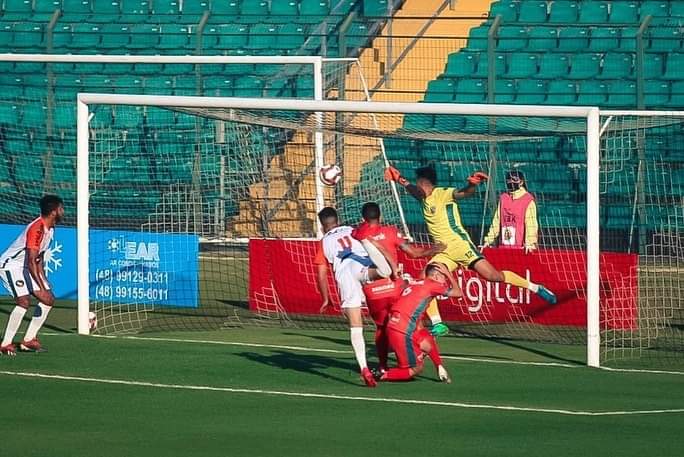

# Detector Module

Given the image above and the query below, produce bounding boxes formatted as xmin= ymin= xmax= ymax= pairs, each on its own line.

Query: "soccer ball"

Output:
xmin=88 ymin=312 xmax=98 ymax=332
xmin=319 ymin=164 xmax=342 ymax=186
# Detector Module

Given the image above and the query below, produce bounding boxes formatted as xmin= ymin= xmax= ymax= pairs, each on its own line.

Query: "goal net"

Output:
xmin=74 ymin=93 xmax=683 ymax=370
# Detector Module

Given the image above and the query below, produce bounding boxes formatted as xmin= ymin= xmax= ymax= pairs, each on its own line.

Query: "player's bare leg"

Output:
xmin=344 ymin=307 xmax=376 ymax=387
xmin=473 ymin=258 xmax=557 ymax=304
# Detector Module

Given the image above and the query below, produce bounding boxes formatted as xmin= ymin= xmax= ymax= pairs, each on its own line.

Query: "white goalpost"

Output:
xmin=74 ymin=93 xmax=603 ymax=368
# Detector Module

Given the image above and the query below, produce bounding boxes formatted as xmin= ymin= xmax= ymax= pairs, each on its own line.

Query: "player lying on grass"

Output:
xmin=314 ymin=206 xmax=395 ymax=387
xmin=0 ymin=195 xmax=64 ymax=356
xmin=351 ymin=202 xmax=445 ymax=373
xmin=385 ymin=165 xmax=557 ymax=337
xmin=379 ymin=263 xmax=460 ymax=383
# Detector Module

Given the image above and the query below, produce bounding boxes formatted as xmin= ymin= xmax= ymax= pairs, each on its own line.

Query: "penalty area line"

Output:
xmin=1 ymin=369 xmax=683 ymax=417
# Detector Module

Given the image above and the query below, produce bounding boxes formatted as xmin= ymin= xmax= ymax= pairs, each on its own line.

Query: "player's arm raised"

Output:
xmin=453 ymin=171 xmax=489 ymax=200
xmin=399 ymin=240 xmax=446 ymax=259
xmin=384 ymin=165 xmax=425 ymax=201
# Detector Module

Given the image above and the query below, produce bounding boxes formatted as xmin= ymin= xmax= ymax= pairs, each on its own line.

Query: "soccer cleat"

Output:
xmin=361 ymin=367 xmax=378 ymax=387
xmin=0 ymin=343 xmax=17 ymax=356
xmin=537 ymin=286 xmax=557 ymax=305
xmin=20 ymin=338 xmax=47 ymax=353
xmin=437 ymin=365 xmax=452 ymax=384
xmin=431 ymin=322 xmax=449 ymax=337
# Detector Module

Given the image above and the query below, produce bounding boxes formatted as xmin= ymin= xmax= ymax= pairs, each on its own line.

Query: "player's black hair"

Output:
xmin=416 ymin=166 xmax=437 ymax=185
xmin=317 ymin=206 xmax=338 ymax=225
xmin=425 ymin=263 xmax=442 ymax=277
xmin=505 ymin=170 xmax=527 ymax=190
xmin=361 ymin=202 xmax=381 ymax=221
xmin=40 ymin=194 xmax=63 ymax=216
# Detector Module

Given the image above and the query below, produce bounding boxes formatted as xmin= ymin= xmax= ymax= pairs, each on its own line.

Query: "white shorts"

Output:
xmin=0 ymin=268 xmax=50 ymax=298
xmin=335 ymin=259 xmax=371 ymax=309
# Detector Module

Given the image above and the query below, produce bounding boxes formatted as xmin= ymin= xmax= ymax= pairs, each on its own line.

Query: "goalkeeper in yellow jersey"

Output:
xmin=385 ymin=165 xmax=556 ymax=336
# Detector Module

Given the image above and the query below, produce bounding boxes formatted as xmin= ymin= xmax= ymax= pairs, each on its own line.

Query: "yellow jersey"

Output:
xmin=422 ymin=187 xmax=474 ymax=245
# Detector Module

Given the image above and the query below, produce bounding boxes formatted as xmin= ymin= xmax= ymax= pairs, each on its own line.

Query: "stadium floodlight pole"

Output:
xmin=74 ymin=93 xmax=601 ymax=367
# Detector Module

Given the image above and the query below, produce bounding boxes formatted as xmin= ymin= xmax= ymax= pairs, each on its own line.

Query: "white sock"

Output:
xmin=2 ymin=306 xmax=27 ymax=346
xmin=431 ymin=316 xmax=443 ymax=325
xmin=23 ymin=303 xmax=51 ymax=342
xmin=350 ymin=326 xmax=368 ymax=370
xmin=528 ymin=283 xmax=540 ymax=293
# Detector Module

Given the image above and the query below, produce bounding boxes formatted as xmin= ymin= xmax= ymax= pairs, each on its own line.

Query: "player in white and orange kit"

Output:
xmin=0 ymin=195 xmax=64 ymax=355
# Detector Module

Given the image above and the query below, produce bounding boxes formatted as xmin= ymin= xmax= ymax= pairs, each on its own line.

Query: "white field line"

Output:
xmin=41 ymin=333 xmax=684 ymax=376
xmin=1 ymin=370 xmax=682 ymax=417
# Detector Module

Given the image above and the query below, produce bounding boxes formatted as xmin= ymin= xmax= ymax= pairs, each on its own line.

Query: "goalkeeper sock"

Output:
xmin=503 ymin=271 xmax=540 ymax=293
xmin=382 ymin=367 xmax=413 ymax=382
xmin=417 ymin=329 xmax=442 ymax=368
xmin=2 ymin=306 xmax=27 ymax=346
xmin=375 ymin=326 xmax=389 ymax=369
xmin=350 ymin=326 xmax=368 ymax=370
xmin=425 ymin=298 xmax=442 ymax=325
xmin=24 ymin=302 xmax=51 ymax=341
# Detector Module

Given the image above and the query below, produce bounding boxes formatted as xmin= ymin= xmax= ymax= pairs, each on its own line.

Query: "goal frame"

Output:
xmin=74 ymin=93 xmax=602 ymax=367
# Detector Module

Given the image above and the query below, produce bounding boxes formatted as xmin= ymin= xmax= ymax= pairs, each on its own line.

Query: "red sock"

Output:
xmin=382 ymin=367 xmax=413 ymax=381
xmin=375 ymin=326 xmax=389 ymax=369
xmin=417 ymin=329 xmax=442 ymax=368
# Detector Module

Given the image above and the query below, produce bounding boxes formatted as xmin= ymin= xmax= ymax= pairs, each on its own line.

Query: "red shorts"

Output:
xmin=363 ymin=277 xmax=404 ymax=326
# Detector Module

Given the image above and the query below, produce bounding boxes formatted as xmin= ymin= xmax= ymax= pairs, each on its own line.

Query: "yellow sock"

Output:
xmin=502 ymin=270 xmax=530 ymax=289
xmin=426 ymin=298 xmax=442 ymax=324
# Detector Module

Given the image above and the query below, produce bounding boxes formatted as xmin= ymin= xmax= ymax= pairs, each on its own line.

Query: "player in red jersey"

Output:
xmin=351 ymin=202 xmax=444 ymax=372
xmin=379 ymin=263 xmax=462 ymax=383
xmin=0 ymin=195 xmax=64 ymax=356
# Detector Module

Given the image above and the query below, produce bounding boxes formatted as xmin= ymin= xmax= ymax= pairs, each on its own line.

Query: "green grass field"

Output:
xmin=1 ymin=298 xmax=683 ymax=457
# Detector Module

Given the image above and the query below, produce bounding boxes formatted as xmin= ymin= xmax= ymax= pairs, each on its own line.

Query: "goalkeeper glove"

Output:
xmin=384 ymin=166 xmax=409 ymax=186
xmin=467 ymin=171 xmax=489 ymax=185
xmin=524 ymin=243 xmax=537 ymax=255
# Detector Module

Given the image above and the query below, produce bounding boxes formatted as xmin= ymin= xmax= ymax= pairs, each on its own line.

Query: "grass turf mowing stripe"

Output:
xmin=2 ymin=370 xmax=683 ymax=417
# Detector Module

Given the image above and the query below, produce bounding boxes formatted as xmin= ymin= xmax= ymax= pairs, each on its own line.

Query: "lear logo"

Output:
xmin=43 ymin=241 xmax=63 ymax=276
xmin=107 ymin=237 xmax=123 ymax=253
xmin=125 ymin=242 xmax=160 ymax=261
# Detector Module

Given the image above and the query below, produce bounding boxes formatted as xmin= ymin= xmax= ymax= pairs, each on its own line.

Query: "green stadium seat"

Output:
xmin=203 ymin=76 xmax=234 ymax=96
xmin=489 ymin=0 xmax=518 ymax=21
xmin=617 ymin=26 xmax=638 ymax=51
xmin=51 ymin=25 xmax=73 ymax=52
xmin=132 ymin=62 xmax=163 ymax=75
xmin=293 ymin=75 xmax=314 ymax=98
xmin=557 ymin=27 xmax=589 ymax=52
xmin=68 ymin=23 xmax=101 ymax=50
xmin=240 ymin=0 xmax=269 ymax=23
xmin=515 ymin=79 xmax=546 ymax=104
xmin=0 ymin=103 xmax=20 ymax=125
xmin=576 ymin=80 xmax=607 ymax=106
xmin=474 ymin=54 xmax=505 ymax=78
xmin=275 ymin=22 xmax=306 ymax=49
xmin=433 ymin=115 xmax=465 ymax=132
xmin=537 ymin=53 xmax=570 ymax=79
xmin=210 ymin=23 xmax=249 ymax=51
xmin=81 ymin=74 xmax=113 ymax=91
xmin=578 ymin=1 xmax=608 ymax=23
xmin=549 ymin=1 xmax=579 ymax=23
xmin=61 ymin=0 xmax=92 ymax=21
xmin=127 ymin=23 xmax=161 ymax=51
xmin=113 ymin=105 xmax=144 ymax=129
xmin=609 ymin=1 xmax=638 ymax=23
xmin=145 ymin=107 xmax=175 ymax=125
xmin=2 ymin=0 xmax=33 ymax=21
xmin=32 ymin=0 xmax=61 ymax=20
xmin=91 ymin=0 xmax=120 ymax=17
xmin=270 ymin=0 xmax=299 ymax=22
xmin=505 ymin=52 xmax=538 ymax=78
xmin=605 ymin=80 xmax=637 ymax=107
xmin=161 ymin=63 xmax=194 ymax=75
xmin=649 ymin=27 xmax=682 ymax=53
xmin=568 ymin=53 xmax=601 ymax=79
xmin=527 ymin=26 xmax=558 ymax=51
xmin=424 ymin=79 xmax=455 ymax=102
xmin=143 ymin=76 xmax=173 ymax=94
xmin=21 ymin=103 xmax=48 ymax=126
xmin=597 ymin=53 xmax=632 ymax=79
xmin=496 ymin=26 xmax=527 ymax=51
xmin=667 ymin=81 xmax=684 ymax=108
xmin=494 ymin=79 xmax=515 ymax=103
xmin=643 ymin=53 xmax=664 ymax=79
xmin=173 ymin=75 xmax=197 ymax=96
xmin=454 ymin=78 xmax=486 ymax=103
xmin=112 ymin=75 xmax=143 ymax=93
xmin=246 ymin=23 xmax=278 ymax=50
xmin=11 ymin=23 xmax=44 ymax=51
xmin=54 ymin=74 xmax=82 ymax=101
xmin=120 ymin=0 xmax=151 ymax=23
xmin=663 ymin=53 xmax=684 ymax=80
xmin=264 ymin=78 xmax=293 ymax=97
xmin=672 ymin=2 xmax=684 ymax=17
xmin=210 ymin=0 xmax=239 ymax=18
xmin=299 ymin=0 xmax=329 ymax=23
xmin=403 ymin=113 xmax=434 ymax=131
xmin=151 ymin=0 xmax=180 ymax=22
xmin=13 ymin=62 xmax=45 ymax=75
xmin=54 ymin=104 xmax=77 ymax=130
xmin=444 ymin=52 xmax=476 ymax=78
xmin=50 ymin=157 xmax=76 ymax=185
xmin=99 ymin=24 xmax=130 ymax=50
xmin=158 ymin=24 xmax=191 ymax=52
xmin=233 ymin=75 xmax=264 ymax=97
xmin=13 ymin=156 xmax=43 ymax=186
xmin=589 ymin=27 xmax=619 ymax=51
xmin=465 ymin=26 xmax=490 ymax=52
xmin=644 ymin=80 xmax=670 ymax=107
xmin=346 ymin=21 xmax=370 ymax=48
xmin=180 ymin=0 xmax=208 ymax=18
xmin=518 ymin=1 xmax=547 ymax=22
xmin=640 ymin=1 xmax=670 ymax=22
xmin=546 ymin=80 xmax=577 ymax=105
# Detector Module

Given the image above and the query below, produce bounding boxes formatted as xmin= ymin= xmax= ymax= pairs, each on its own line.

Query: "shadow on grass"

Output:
xmin=235 ymin=349 xmax=362 ymax=387
xmin=0 ymin=301 xmax=73 ymax=334
xmin=282 ymin=332 xmax=351 ymax=348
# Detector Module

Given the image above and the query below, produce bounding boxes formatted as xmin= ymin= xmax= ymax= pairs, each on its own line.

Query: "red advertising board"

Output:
xmin=249 ymin=239 xmax=638 ymax=329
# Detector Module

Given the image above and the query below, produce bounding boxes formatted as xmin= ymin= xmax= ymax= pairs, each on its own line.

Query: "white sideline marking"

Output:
xmin=1 ymin=370 xmax=683 ymax=417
